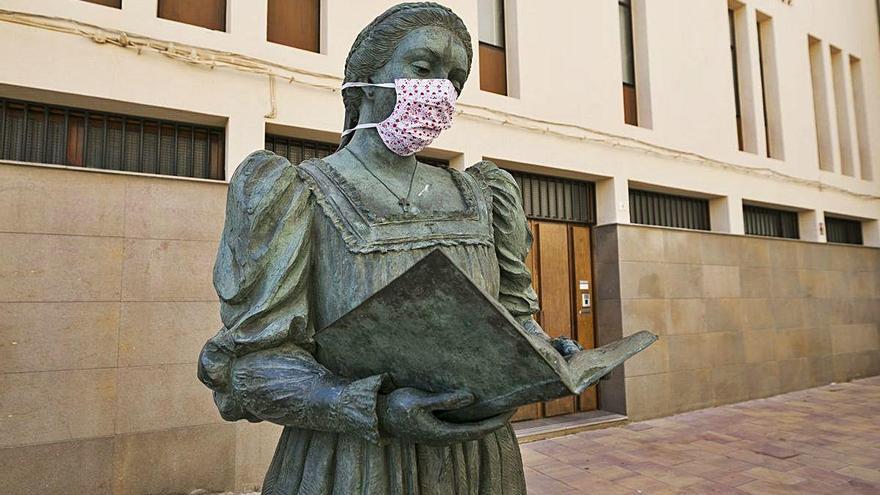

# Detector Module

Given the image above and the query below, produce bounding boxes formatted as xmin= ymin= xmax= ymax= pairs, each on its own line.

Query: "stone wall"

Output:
xmin=2 ymin=162 xmax=878 ymax=493
xmin=0 ymin=162 xmax=280 ymax=494
xmin=594 ymin=223 xmax=880 ymax=421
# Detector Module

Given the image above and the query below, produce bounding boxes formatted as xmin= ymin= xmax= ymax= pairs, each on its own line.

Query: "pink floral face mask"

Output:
xmin=341 ymin=78 xmax=457 ymax=156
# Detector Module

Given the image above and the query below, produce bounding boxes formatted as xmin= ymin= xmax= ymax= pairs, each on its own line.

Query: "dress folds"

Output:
xmin=198 ymin=151 xmax=541 ymax=494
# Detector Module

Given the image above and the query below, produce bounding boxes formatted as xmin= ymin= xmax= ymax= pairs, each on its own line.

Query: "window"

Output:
xmin=809 ymin=36 xmax=834 ymax=171
xmin=158 ymin=0 xmax=226 ymax=31
xmin=0 ymin=97 xmax=225 ymax=180
xmin=756 ymin=12 xmax=783 ymax=159
xmin=619 ymin=0 xmax=638 ymax=126
xmin=825 ymin=216 xmax=863 ymax=245
xmin=265 ymin=135 xmax=334 ymax=164
xmin=509 ymin=171 xmax=595 ymax=224
xmin=82 ymin=0 xmax=121 ymax=7
xmin=267 ymin=0 xmax=320 ymax=53
xmin=629 ymin=189 xmax=710 ymax=231
xmin=728 ymin=8 xmax=744 ymax=150
xmin=850 ymin=55 xmax=872 ymax=181
xmin=264 ymin=134 xmax=449 ymax=168
xmin=743 ymin=204 xmax=798 ymax=239
xmin=478 ymin=0 xmax=507 ymax=95
xmin=830 ymin=46 xmax=856 ymax=176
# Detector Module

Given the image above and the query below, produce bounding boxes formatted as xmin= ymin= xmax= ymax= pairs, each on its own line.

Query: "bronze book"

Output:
xmin=314 ymin=249 xmax=656 ymax=422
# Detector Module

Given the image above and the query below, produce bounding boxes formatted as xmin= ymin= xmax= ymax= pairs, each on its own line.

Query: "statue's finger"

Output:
xmin=421 ymin=390 xmax=474 ymax=411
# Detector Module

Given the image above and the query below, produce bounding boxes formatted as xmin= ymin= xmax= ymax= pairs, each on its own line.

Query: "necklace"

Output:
xmin=346 ymin=148 xmax=419 ymax=214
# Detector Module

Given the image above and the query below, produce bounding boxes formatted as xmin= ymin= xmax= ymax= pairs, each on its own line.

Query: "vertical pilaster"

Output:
xmin=710 ymin=195 xmax=744 ymax=234
xmin=226 ymin=109 xmax=267 ymax=178
xmin=799 ymin=209 xmax=826 ymax=243
xmin=596 ymin=176 xmax=631 ymax=226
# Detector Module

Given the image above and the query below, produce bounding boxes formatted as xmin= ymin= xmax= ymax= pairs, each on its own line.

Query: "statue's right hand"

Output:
xmin=377 ymin=388 xmax=513 ymax=446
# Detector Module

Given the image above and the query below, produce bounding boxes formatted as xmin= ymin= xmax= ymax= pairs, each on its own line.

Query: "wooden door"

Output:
xmin=510 ymin=221 xmax=597 ymax=421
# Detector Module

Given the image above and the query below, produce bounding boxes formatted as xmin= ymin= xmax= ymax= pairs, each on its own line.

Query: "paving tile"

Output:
xmin=523 ymin=376 xmax=880 ymax=494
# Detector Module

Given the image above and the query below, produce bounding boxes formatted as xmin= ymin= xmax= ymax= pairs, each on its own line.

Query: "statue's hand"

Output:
xmin=551 ymin=336 xmax=583 ymax=359
xmin=377 ymin=388 xmax=514 ymax=445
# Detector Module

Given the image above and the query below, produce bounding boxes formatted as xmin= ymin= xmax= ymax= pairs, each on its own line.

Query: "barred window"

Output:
xmin=743 ymin=204 xmax=799 ymax=239
xmin=825 ymin=215 xmax=863 ymax=245
xmin=508 ymin=170 xmax=595 ymax=224
xmin=629 ymin=189 xmax=710 ymax=231
xmin=265 ymin=134 xmax=450 ymax=169
xmin=0 ymin=97 xmax=225 ymax=180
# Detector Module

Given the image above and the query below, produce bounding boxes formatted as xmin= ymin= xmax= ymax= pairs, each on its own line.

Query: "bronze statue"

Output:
xmin=198 ymin=3 xmax=652 ymax=493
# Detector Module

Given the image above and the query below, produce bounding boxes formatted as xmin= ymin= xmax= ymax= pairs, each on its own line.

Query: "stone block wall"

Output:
xmin=594 ymin=224 xmax=880 ymax=421
xmin=0 ymin=162 xmax=280 ymax=494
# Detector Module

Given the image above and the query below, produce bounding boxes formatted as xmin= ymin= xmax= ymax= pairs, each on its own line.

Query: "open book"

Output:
xmin=315 ymin=250 xmax=657 ymax=422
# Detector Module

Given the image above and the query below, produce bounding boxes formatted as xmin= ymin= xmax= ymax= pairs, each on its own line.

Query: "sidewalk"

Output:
xmin=522 ymin=376 xmax=880 ymax=494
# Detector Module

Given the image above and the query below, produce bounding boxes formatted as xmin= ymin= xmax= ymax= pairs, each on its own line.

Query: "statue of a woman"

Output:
xmin=198 ymin=3 xmax=581 ymax=493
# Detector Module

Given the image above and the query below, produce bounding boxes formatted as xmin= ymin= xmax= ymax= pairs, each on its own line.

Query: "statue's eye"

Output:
xmin=412 ymin=62 xmax=431 ymax=77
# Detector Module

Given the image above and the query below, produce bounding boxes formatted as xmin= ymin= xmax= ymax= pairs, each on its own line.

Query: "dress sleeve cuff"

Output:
xmin=336 ymin=374 xmax=386 ymax=444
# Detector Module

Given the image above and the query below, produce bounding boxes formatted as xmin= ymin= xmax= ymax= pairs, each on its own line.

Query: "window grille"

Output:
xmin=743 ymin=204 xmax=799 ymax=239
xmin=629 ymin=189 xmax=710 ymax=231
xmin=265 ymin=134 xmax=335 ymax=164
xmin=508 ymin=170 xmax=595 ymax=224
xmin=0 ymin=97 xmax=225 ymax=180
xmin=825 ymin=216 xmax=863 ymax=245
xmin=265 ymin=134 xmax=450 ymax=169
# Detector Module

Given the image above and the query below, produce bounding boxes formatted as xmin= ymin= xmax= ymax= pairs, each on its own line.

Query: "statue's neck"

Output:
xmin=344 ymin=129 xmax=416 ymax=176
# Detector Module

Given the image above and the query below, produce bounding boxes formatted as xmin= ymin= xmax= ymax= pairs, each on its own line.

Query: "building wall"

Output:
xmin=1 ymin=0 xmax=879 ymax=493
xmin=594 ymin=223 xmax=880 ymax=422
xmin=0 ymin=162 xmax=280 ymax=493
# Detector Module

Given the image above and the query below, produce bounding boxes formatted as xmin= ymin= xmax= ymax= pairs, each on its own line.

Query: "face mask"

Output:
xmin=341 ymin=78 xmax=457 ymax=156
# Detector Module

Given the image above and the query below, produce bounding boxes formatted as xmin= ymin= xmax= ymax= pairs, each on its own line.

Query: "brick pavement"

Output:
xmin=521 ymin=376 xmax=880 ymax=494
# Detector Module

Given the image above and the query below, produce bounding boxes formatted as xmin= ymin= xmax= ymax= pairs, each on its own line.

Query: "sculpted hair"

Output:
xmin=339 ymin=2 xmax=473 ymax=149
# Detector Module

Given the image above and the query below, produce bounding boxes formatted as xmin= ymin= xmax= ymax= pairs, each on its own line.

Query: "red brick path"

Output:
xmin=521 ymin=376 xmax=880 ymax=494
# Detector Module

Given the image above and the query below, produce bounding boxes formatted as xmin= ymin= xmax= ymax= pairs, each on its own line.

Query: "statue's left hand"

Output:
xmin=378 ymin=387 xmax=515 ymax=445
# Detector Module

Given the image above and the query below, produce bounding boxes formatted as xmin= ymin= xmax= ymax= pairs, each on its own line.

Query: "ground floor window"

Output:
xmin=0 ymin=97 xmax=225 ymax=180
xmin=825 ymin=215 xmax=863 ymax=245
xmin=743 ymin=204 xmax=799 ymax=239
xmin=629 ymin=188 xmax=710 ymax=231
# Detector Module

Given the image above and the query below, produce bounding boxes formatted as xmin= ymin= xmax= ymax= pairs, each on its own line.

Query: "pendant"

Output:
xmin=399 ymin=198 xmax=411 ymax=212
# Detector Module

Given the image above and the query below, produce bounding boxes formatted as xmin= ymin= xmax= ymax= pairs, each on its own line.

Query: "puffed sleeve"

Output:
xmin=197 ymin=150 xmax=385 ymax=443
xmin=465 ymin=160 xmax=548 ymax=337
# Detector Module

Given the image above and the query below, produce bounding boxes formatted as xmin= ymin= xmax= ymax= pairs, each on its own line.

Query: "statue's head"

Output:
xmin=340 ymin=2 xmax=473 ymax=149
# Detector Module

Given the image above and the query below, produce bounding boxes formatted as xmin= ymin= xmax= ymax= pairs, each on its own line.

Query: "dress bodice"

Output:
xmin=297 ymin=158 xmax=501 ymax=329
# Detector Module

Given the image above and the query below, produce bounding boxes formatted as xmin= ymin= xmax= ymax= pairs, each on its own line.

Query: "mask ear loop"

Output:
xmin=340 ymin=81 xmax=398 ymax=136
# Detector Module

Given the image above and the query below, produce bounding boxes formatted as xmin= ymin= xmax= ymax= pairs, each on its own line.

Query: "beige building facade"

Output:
xmin=0 ymin=0 xmax=878 ymax=493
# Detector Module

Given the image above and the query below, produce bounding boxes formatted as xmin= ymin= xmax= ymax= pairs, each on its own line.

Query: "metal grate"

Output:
xmin=825 ymin=215 xmax=863 ymax=245
xmin=0 ymin=97 xmax=225 ymax=180
xmin=629 ymin=189 xmax=710 ymax=231
xmin=265 ymin=134 xmax=450 ymax=168
xmin=265 ymin=134 xmax=335 ymax=164
xmin=508 ymin=170 xmax=595 ymax=225
xmin=744 ymin=204 xmax=799 ymax=239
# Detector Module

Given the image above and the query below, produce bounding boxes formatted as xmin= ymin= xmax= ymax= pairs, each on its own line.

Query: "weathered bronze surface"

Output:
xmin=198 ymin=3 xmax=653 ymax=493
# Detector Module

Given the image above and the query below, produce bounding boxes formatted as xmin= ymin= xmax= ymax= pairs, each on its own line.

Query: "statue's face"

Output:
xmin=367 ymin=25 xmax=469 ymax=121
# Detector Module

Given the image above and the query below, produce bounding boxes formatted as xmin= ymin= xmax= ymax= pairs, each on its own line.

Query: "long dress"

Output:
xmin=198 ymin=150 xmax=544 ymax=494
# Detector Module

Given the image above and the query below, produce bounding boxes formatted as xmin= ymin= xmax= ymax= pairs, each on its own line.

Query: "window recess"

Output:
xmin=0 ymin=97 xmax=226 ymax=180
xmin=508 ymin=171 xmax=596 ymax=225
xmin=743 ymin=204 xmax=798 ymax=239
xmin=629 ymin=189 xmax=710 ymax=231
xmin=158 ymin=0 xmax=226 ymax=31
xmin=267 ymin=0 xmax=321 ymax=53
xmin=756 ymin=11 xmax=783 ymax=159
xmin=619 ymin=0 xmax=638 ymax=126
xmin=264 ymin=134 xmax=449 ymax=168
xmin=728 ymin=8 xmax=744 ymax=150
xmin=82 ymin=0 xmax=121 ymax=8
xmin=478 ymin=0 xmax=508 ymax=95
xmin=825 ymin=215 xmax=863 ymax=245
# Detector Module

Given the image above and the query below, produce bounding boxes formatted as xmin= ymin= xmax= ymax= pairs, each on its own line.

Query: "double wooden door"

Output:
xmin=511 ymin=220 xmax=597 ymax=421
